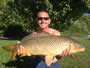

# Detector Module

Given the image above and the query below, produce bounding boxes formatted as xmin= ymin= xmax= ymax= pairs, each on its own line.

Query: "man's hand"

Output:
xmin=52 ymin=49 xmax=71 ymax=63
xmin=17 ymin=41 xmax=31 ymax=56
xmin=60 ymin=49 xmax=71 ymax=56
xmin=17 ymin=45 xmax=31 ymax=56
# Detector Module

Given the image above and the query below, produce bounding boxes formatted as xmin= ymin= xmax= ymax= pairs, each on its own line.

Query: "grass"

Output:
xmin=58 ymin=36 xmax=90 ymax=68
xmin=0 ymin=40 xmax=17 ymax=68
xmin=0 ymin=36 xmax=90 ymax=68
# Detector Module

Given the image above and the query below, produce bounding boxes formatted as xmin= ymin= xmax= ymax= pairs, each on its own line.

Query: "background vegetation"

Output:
xmin=0 ymin=0 xmax=90 ymax=68
xmin=0 ymin=0 xmax=90 ymax=38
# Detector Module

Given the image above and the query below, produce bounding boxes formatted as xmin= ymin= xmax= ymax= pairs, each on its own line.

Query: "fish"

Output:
xmin=2 ymin=33 xmax=85 ymax=66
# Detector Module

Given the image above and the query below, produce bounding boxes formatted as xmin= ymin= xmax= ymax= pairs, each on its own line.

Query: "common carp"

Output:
xmin=2 ymin=33 xmax=85 ymax=66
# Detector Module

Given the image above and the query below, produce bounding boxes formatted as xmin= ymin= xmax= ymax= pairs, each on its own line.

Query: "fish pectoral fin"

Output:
xmin=20 ymin=48 xmax=31 ymax=57
xmin=45 ymin=56 xmax=54 ymax=67
xmin=69 ymin=54 xmax=75 ymax=61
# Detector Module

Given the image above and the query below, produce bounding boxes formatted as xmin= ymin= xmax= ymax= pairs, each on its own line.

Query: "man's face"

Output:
xmin=37 ymin=12 xmax=51 ymax=29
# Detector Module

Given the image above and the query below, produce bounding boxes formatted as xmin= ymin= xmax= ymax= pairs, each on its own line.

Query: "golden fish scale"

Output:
xmin=21 ymin=36 xmax=72 ymax=56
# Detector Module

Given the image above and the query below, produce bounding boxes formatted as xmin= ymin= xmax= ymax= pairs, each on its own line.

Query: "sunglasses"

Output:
xmin=38 ymin=17 xmax=50 ymax=20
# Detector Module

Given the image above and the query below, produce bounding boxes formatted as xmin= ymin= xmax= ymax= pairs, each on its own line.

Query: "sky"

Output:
xmin=84 ymin=13 xmax=90 ymax=16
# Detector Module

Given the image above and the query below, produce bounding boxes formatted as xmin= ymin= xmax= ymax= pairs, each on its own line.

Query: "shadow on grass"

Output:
xmin=2 ymin=56 xmax=33 ymax=68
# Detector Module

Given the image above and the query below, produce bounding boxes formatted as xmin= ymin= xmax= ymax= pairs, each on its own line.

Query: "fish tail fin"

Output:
xmin=2 ymin=44 xmax=17 ymax=61
xmin=2 ymin=44 xmax=16 ymax=52
xmin=2 ymin=45 xmax=31 ymax=60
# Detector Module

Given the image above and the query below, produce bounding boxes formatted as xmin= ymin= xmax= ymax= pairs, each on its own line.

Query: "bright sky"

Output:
xmin=84 ymin=13 xmax=90 ymax=16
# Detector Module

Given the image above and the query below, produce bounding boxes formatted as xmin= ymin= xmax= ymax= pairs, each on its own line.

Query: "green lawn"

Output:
xmin=59 ymin=36 xmax=90 ymax=68
xmin=0 ymin=40 xmax=17 ymax=68
xmin=0 ymin=36 xmax=90 ymax=68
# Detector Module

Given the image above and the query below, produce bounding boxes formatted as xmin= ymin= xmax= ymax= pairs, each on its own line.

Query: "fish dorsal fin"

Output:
xmin=22 ymin=32 xmax=52 ymax=41
xmin=45 ymin=56 xmax=54 ymax=67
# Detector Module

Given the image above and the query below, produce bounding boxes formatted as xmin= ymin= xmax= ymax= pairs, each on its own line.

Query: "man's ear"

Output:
xmin=48 ymin=18 xmax=51 ymax=24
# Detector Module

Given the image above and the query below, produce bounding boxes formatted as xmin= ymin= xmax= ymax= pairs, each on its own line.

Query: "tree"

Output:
xmin=0 ymin=0 xmax=88 ymax=37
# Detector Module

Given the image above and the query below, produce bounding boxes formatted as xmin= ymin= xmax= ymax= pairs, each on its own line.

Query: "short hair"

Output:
xmin=37 ymin=10 xmax=50 ymax=17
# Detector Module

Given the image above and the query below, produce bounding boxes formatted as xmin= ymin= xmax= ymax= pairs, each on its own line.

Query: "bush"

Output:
xmin=3 ymin=24 xmax=28 ymax=39
xmin=0 ymin=30 xmax=4 ymax=37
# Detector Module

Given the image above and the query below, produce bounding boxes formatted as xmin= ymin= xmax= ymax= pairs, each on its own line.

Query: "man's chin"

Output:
xmin=40 ymin=26 xmax=47 ymax=29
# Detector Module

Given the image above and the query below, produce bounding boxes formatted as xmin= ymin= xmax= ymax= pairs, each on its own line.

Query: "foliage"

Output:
xmin=3 ymin=24 xmax=28 ymax=38
xmin=87 ymin=0 xmax=90 ymax=9
xmin=64 ymin=15 xmax=90 ymax=36
xmin=0 ymin=0 xmax=88 ymax=37
xmin=80 ymin=16 xmax=90 ymax=33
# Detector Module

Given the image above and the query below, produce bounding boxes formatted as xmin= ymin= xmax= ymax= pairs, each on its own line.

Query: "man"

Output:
xmin=17 ymin=11 xmax=71 ymax=68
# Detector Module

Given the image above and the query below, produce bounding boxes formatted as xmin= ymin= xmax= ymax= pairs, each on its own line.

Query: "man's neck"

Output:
xmin=38 ymin=27 xmax=50 ymax=33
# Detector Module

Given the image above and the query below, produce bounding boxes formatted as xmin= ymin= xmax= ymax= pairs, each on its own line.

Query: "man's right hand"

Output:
xmin=17 ymin=41 xmax=31 ymax=56
xmin=17 ymin=45 xmax=31 ymax=56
